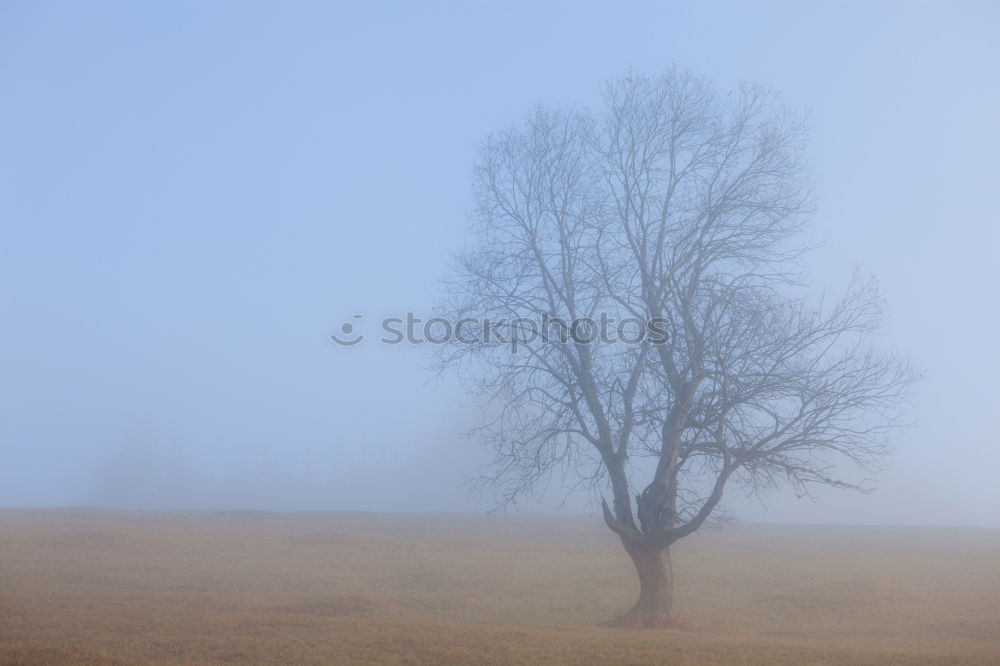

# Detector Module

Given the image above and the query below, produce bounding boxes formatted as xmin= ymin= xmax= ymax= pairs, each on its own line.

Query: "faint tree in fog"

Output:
xmin=438 ymin=69 xmax=915 ymax=628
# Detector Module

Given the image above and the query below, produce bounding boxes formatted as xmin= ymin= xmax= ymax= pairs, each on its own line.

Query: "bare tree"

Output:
xmin=438 ymin=69 xmax=915 ymax=628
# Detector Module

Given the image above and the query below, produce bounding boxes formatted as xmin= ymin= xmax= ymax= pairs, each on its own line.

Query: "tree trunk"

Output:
xmin=609 ymin=541 xmax=674 ymax=628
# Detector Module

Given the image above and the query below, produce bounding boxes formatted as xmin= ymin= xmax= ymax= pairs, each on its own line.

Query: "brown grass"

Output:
xmin=1 ymin=509 xmax=998 ymax=664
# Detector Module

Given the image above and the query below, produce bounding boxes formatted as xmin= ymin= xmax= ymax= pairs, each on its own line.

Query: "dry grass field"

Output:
xmin=1 ymin=509 xmax=998 ymax=664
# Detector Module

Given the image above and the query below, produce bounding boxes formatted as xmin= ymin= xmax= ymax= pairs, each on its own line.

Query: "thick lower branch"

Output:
xmin=601 ymin=497 xmax=644 ymax=544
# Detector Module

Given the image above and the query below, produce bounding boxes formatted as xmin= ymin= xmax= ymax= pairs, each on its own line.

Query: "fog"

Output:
xmin=2 ymin=1 xmax=997 ymax=527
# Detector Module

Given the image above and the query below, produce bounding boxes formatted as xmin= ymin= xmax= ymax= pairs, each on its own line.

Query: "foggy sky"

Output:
xmin=1 ymin=1 xmax=998 ymax=526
